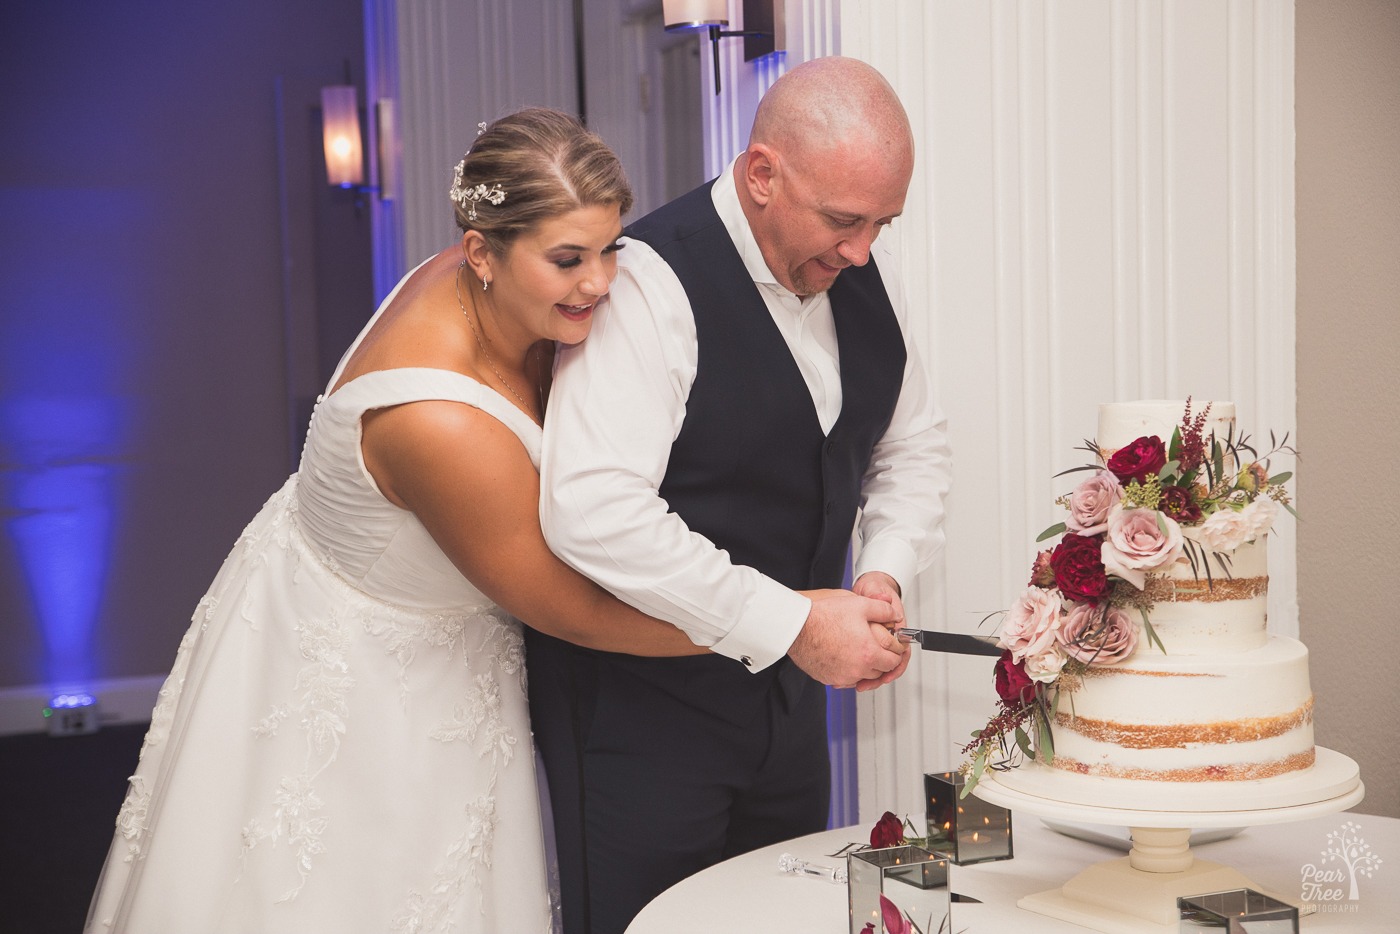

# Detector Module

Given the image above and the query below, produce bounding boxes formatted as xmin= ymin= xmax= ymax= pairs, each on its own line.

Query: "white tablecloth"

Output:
xmin=626 ymin=810 xmax=1397 ymax=933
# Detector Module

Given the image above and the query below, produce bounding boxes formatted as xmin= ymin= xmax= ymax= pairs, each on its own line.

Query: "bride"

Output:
xmin=85 ymin=108 xmax=707 ymax=934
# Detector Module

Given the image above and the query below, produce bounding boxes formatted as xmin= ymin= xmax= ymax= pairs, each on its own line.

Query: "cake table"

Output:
xmin=972 ymin=746 xmax=1364 ymax=933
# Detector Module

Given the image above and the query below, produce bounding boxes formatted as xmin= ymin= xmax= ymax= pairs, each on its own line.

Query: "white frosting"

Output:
xmin=1052 ymin=637 xmax=1314 ymax=780
xmin=1097 ymin=400 xmax=1236 ymax=456
xmin=1142 ymin=538 xmax=1269 ymax=655
xmin=1045 ymin=400 xmax=1313 ymax=783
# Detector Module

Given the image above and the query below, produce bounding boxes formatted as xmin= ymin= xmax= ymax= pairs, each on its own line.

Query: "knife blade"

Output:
xmin=895 ymin=629 xmax=1003 ymax=657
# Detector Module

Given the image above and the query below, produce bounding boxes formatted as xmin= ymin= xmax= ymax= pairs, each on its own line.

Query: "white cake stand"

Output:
xmin=972 ymin=747 xmax=1364 ymax=934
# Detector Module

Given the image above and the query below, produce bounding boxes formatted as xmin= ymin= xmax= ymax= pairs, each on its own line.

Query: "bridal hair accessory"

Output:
xmin=450 ymin=168 xmax=507 ymax=221
xmin=451 ymin=125 xmax=506 ymax=221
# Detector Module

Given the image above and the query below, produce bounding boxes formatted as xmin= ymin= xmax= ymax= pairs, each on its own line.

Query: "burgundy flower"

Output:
xmin=870 ymin=811 xmax=905 ymax=849
xmin=1159 ymin=484 xmax=1202 ymax=524
xmin=1049 ymin=533 xmax=1109 ymax=605
xmin=1028 ymin=549 xmax=1056 ymax=588
xmin=1178 ymin=398 xmax=1213 ymax=473
xmin=994 ymin=651 xmax=1036 ymax=707
xmin=1107 ymin=435 xmax=1168 ymax=484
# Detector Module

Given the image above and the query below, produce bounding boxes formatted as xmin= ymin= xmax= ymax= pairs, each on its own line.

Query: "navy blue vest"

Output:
xmin=599 ymin=181 xmax=907 ymax=723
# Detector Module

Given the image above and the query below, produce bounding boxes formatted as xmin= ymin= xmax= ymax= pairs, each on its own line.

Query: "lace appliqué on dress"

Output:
xmin=108 ymin=589 xmax=219 ymax=864
xmin=241 ymin=604 xmax=356 ymax=901
xmin=388 ymin=613 xmax=536 ymax=930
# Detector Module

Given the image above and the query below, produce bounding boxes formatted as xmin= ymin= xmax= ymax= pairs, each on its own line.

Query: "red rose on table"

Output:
xmin=994 ymin=650 xmax=1035 ymax=706
xmin=1159 ymin=484 xmax=1202 ymax=524
xmin=1049 ymin=533 xmax=1108 ymax=604
xmin=870 ymin=811 xmax=904 ymax=849
xmin=1107 ymin=435 xmax=1167 ymax=484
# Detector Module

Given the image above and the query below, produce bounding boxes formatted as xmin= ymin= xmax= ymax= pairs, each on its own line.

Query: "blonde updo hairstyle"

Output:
xmin=452 ymin=108 xmax=634 ymax=255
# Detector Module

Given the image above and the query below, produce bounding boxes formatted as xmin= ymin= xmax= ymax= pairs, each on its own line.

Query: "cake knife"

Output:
xmin=894 ymin=629 xmax=1002 ymax=657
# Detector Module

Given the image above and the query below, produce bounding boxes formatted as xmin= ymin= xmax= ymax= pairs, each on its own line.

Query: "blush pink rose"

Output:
xmin=998 ymin=586 xmax=1063 ymax=664
xmin=1186 ymin=506 xmax=1254 ymax=553
xmin=1065 ymin=470 xmax=1124 ymax=536
xmin=1023 ymin=644 xmax=1068 ymax=683
xmin=1101 ymin=506 xmax=1184 ymax=589
xmin=1057 ymin=602 xmax=1140 ymax=666
xmin=1242 ymin=495 xmax=1279 ymax=539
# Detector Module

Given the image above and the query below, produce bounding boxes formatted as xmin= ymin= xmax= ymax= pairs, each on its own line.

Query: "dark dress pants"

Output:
xmin=526 ymin=631 xmax=830 ymax=934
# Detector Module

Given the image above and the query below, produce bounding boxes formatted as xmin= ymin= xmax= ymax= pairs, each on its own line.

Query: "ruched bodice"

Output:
xmin=295 ymin=367 xmax=541 ymax=611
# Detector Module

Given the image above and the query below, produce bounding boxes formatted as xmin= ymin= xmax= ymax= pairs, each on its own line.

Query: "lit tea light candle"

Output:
xmin=922 ymin=771 xmax=1015 ymax=865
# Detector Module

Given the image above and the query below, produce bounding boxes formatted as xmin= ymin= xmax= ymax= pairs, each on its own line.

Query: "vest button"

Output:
xmin=825 ymin=501 xmax=833 ymax=515
xmin=826 ymin=440 xmax=836 ymax=454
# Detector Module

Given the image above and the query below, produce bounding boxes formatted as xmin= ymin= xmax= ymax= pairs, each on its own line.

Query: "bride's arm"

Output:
xmin=361 ymin=399 xmax=706 ymax=657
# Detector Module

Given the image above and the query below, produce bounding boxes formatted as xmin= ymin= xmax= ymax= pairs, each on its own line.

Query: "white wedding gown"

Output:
xmin=86 ymin=282 xmax=555 ymax=933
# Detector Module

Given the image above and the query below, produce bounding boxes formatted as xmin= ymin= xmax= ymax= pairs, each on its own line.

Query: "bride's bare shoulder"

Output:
xmin=331 ymin=251 xmax=470 ymax=393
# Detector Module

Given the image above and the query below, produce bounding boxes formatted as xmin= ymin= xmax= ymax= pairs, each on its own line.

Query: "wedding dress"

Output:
xmin=86 ymin=279 xmax=554 ymax=933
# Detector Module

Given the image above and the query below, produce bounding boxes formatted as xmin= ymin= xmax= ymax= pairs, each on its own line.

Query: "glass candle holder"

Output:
xmin=1177 ymin=888 xmax=1299 ymax=933
xmin=847 ymin=844 xmax=950 ymax=934
xmin=924 ymin=770 xmax=1014 ymax=865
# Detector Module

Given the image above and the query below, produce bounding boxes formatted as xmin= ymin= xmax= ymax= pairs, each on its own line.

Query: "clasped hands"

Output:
xmin=790 ymin=571 xmax=913 ymax=692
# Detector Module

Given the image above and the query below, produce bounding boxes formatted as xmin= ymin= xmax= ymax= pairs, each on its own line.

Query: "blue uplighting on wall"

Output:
xmin=1 ymin=396 xmax=127 ymax=691
xmin=1 ymin=181 xmax=144 ymax=696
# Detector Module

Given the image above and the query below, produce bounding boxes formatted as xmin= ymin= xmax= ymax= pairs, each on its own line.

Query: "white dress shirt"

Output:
xmin=539 ymin=160 xmax=952 ymax=671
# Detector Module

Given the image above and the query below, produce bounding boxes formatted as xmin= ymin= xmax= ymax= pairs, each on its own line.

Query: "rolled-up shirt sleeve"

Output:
xmin=539 ymin=241 xmax=810 ymax=671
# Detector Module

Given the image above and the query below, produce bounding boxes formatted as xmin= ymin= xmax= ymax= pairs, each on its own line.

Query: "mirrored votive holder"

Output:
xmin=924 ymin=770 xmax=1014 ymax=864
xmin=1177 ymin=888 xmax=1299 ymax=933
xmin=847 ymin=845 xmax=950 ymax=934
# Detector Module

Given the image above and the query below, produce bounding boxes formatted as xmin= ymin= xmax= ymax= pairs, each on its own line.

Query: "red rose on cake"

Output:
xmin=1105 ymin=434 xmax=1167 ymax=483
xmin=1048 ymin=532 xmax=1109 ymax=604
xmin=993 ymin=651 xmax=1036 ymax=706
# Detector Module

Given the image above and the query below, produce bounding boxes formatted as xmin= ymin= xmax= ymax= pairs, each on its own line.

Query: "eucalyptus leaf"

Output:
xmin=1142 ymin=613 xmax=1166 ymax=654
xmin=1036 ymin=713 xmax=1055 ymax=763
xmin=1036 ymin=522 xmax=1067 ymax=542
xmin=1014 ymin=725 xmax=1032 ymax=758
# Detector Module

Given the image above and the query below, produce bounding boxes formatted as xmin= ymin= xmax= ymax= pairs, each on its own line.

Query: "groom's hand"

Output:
xmin=850 ymin=572 xmax=912 ymax=691
xmin=789 ymin=589 xmax=908 ymax=688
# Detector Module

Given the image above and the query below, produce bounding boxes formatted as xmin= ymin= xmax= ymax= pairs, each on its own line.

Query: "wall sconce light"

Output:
xmin=663 ymin=0 xmax=783 ymax=95
xmin=320 ymin=85 xmax=395 ymax=200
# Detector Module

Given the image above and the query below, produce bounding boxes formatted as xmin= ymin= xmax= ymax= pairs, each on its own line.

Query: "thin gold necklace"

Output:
xmin=455 ymin=259 xmax=538 ymax=418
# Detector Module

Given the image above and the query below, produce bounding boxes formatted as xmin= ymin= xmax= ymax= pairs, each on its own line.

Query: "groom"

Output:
xmin=531 ymin=56 xmax=952 ymax=934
